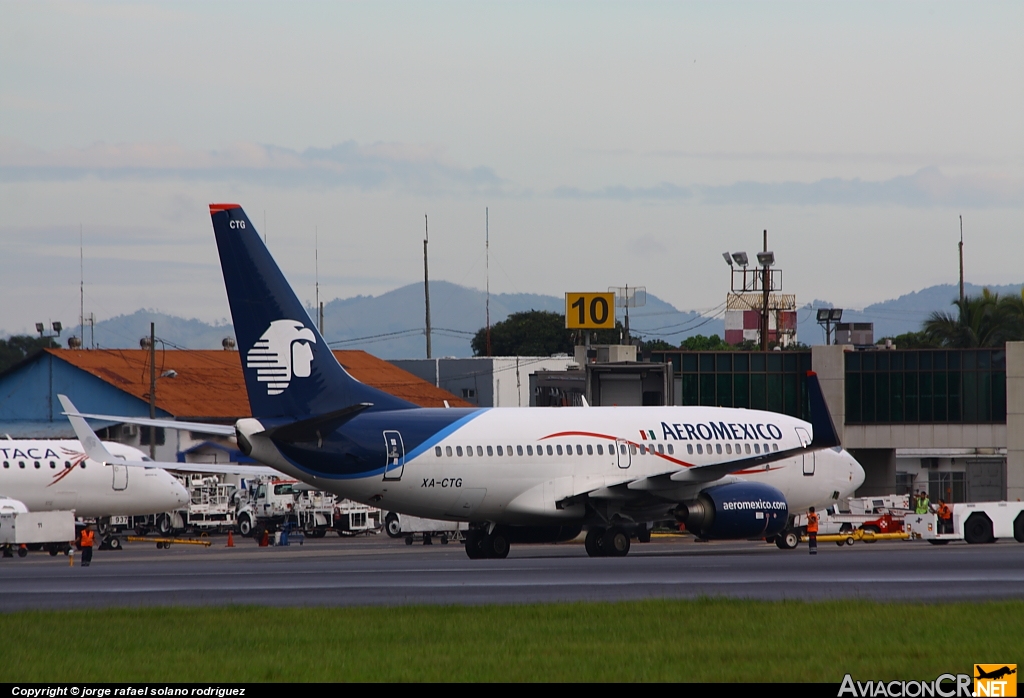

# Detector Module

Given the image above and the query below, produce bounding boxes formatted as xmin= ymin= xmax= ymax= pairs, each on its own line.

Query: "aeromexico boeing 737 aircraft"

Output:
xmin=67 ymin=203 xmax=865 ymax=559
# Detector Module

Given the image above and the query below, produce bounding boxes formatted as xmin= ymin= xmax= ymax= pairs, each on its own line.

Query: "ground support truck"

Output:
xmin=383 ymin=511 xmax=468 ymax=545
xmin=0 ymin=510 xmax=76 ymax=559
xmin=904 ymin=501 xmax=1024 ymax=545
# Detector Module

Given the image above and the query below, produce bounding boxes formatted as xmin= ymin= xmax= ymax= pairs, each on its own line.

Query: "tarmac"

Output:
xmin=1 ymin=533 xmax=1023 ymax=611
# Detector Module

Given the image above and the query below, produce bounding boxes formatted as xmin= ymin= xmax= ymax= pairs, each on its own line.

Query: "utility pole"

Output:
xmin=149 ymin=322 xmax=156 ymax=459
xmin=424 ymin=214 xmax=432 ymax=359
xmin=761 ymin=230 xmax=770 ymax=351
xmin=959 ymin=215 xmax=965 ymax=306
xmin=485 ymin=208 xmax=491 ymax=357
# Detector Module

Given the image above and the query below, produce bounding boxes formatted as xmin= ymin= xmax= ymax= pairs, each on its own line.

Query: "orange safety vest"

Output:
xmin=938 ymin=504 xmax=952 ymax=520
xmin=806 ymin=512 xmax=819 ymax=533
xmin=80 ymin=530 xmax=95 ymax=547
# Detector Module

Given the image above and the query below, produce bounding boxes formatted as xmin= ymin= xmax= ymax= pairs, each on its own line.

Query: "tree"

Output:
xmin=471 ymin=311 xmax=574 ymax=357
xmin=679 ymin=334 xmax=732 ymax=351
xmin=877 ymin=331 xmax=940 ymax=349
xmin=922 ymin=289 xmax=1024 ymax=347
xmin=0 ymin=335 xmax=60 ymax=373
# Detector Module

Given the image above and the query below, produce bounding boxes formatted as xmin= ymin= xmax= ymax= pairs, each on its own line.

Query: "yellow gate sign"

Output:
xmin=565 ymin=293 xmax=615 ymax=329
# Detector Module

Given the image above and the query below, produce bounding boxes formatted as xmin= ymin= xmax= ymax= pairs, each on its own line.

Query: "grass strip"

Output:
xmin=2 ymin=599 xmax=1021 ymax=682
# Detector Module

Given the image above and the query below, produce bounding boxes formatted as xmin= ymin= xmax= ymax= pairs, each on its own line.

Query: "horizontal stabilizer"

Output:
xmin=57 ymin=400 xmax=236 ymax=437
xmin=263 ymin=403 xmax=373 ymax=443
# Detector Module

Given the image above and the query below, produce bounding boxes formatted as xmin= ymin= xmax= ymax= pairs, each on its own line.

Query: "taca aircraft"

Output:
xmin=67 ymin=203 xmax=865 ymax=559
xmin=0 ymin=437 xmax=188 ymax=521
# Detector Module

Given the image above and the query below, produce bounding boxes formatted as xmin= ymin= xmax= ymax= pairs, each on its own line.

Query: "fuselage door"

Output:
xmin=111 ymin=462 xmax=128 ymax=491
xmin=615 ymin=439 xmax=631 ymax=469
xmin=795 ymin=427 xmax=814 ymax=476
xmin=383 ymin=430 xmax=405 ymax=481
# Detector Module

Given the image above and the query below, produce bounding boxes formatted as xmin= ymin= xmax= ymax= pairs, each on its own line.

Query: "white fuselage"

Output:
xmin=241 ymin=405 xmax=865 ymax=525
xmin=0 ymin=440 xmax=189 ymax=518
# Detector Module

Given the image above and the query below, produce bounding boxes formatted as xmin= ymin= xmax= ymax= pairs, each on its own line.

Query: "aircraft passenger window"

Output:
xmin=496 ymin=445 xmax=503 ymax=456
xmin=486 ymin=446 xmax=493 ymax=456
xmin=619 ymin=444 xmax=627 ymax=455
xmin=2 ymin=461 xmax=7 ymax=468
xmin=629 ymin=444 xmax=637 ymax=456
xmin=754 ymin=444 xmax=761 ymax=454
xmin=725 ymin=445 xmax=732 ymax=454
xmin=19 ymin=461 xmax=25 ymax=468
xmin=556 ymin=445 xmax=563 ymax=456
xmin=517 ymin=445 xmax=523 ymax=456
xmin=65 ymin=461 xmax=71 ymax=469
xmin=706 ymin=444 xmax=712 ymax=454
xmin=772 ymin=444 xmax=778 ymax=452
xmin=576 ymin=445 xmax=583 ymax=456
xmin=446 ymin=446 xmax=453 ymax=457
xmin=658 ymin=444 xmax=664 ymax=455
xmin=80 ymin=463 xmax=86 ymax=469
xmin=597 ymin=445 xmax=603 ymax=455
xmin=50 ymin=461 xmax=56 ymax=469
xmin=687 ymin=444 xmax=693 ymax=455
xmin=696 ymin=445 xmax=703 ymax=454
xmin=715 ymin=444 xmax=722 ymax=455
xmin=586 ymin=445 xmax=593 ymax=455
xmin=745 ymin=444 xmax=751 ymax=454
xmin=546 ymin=445 xmax=553 ymax=456
xmin=476 ymin=446 xmax=484 ymax=457
xmin=526 ymin=445 xmax=533 ymax=456
xmin=34 ymin=461 xmax=40 ymax=469
xmin=435 ymin=447 xmax=442 ymax=457
xmin=507 ymin=445 xmax=513 ymax=455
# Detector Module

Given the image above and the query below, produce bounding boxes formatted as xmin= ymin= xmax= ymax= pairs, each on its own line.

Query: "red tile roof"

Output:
xmin=48 ymin=348 xmax=470 ymax=418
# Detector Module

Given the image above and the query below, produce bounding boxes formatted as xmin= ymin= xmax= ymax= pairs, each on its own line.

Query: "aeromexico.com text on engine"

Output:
xmin=720 ymin=499 xmax=788 ymax=511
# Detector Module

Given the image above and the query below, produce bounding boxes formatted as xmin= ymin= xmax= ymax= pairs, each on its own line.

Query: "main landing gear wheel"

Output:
xmin=584 ymin=528 xmax=604 ymax=557
xmin=603 ymin=528 xmax=630 ymax=557
xmin=464 ymin=529 xmax=510 ymax=559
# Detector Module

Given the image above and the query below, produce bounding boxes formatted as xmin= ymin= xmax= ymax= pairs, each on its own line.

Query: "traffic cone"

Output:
xmin=226 ymin=530 xmax=235 ymax=548
xmin=260 ymin=529 xmax=270 ymax=547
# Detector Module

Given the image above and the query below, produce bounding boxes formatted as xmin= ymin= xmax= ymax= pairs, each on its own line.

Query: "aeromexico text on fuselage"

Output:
xmin=650 ymin=421 xmax=784 ymax=442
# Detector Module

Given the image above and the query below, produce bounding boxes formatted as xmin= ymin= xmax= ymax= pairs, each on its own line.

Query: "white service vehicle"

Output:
xmin=904 ymin=501 xmax=1024 ymax=545
xmin=0 ymin=510 xmax=76 ymax=558
xmin=236 ymin=478 xmax=336 ymax=539
xmin=383 ymin=510 xmax=468 ymax=545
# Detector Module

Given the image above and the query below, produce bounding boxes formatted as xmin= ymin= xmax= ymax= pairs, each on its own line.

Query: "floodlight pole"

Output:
xmin=149 ymin=322 xmax=156 ymax=460
xmin=761 ymin=230 xmax=770 ymax=351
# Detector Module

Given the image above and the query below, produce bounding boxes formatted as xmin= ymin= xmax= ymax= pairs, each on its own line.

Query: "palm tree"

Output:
xmin=924 ymin=290 xmax=1001 ymax=347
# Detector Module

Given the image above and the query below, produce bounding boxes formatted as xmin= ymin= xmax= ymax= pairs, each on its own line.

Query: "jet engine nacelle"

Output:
xmin=675 ymin=482 xmax=788 ymax=540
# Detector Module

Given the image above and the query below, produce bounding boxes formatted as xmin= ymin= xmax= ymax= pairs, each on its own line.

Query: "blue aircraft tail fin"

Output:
xmin=805 ymin=371 xmax=840 ymax=449
xmin=209 ymin=203 xmax=416 ymax=418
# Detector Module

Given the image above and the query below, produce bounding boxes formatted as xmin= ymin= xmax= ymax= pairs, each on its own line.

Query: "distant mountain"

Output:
xmin=57 ymin=309 xmax=235 ymax=351
xmin=797 ymin=283 xmax=1024 ymax=345
xmin=15 ymin=281 xmax=1021 ymax=356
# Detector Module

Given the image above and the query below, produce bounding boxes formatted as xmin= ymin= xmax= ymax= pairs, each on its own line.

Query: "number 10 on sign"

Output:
xmin=565 ymin=293 xmax=615 ymax=329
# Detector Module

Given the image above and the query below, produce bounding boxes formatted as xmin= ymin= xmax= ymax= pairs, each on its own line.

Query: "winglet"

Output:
xmin=58 ymin=394 xmax=119 ymax=464
xmin=805 ymin=371 xmax=840 ymax=449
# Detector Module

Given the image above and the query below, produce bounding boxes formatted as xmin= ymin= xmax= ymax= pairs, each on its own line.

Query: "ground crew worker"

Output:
xmin=806 ymin=507 xmax=819 ymax=555
xmin=937 ymin=499 xmax=953 ymax=534
xmin=78 ymin=525 xmax=95 ymax=567
xmin=916 ymin=491 xmax=930 ymax=515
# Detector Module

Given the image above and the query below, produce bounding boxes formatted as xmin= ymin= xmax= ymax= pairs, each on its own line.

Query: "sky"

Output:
xmin=1 ymin=1 xmax=1022 ymax=338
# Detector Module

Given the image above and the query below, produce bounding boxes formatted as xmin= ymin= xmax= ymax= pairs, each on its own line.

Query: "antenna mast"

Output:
xmin=424 ymin=214 xmax=432 ymax=358
xmin=79 ymin=224 xmax=84 ymax=346
xmin=959 ymin=215 xmax=965 ymax=305
xmin=485 ymin=207 xmax=491 ymax=357
xmin=316 ymin=227 xmax=324 ymax=335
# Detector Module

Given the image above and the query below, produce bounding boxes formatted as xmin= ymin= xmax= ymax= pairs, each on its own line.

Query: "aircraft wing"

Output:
xmin=57 ymin=397 xmax=236 ymax=437
xmin=58 ymin=395 xmax=283 ymax=478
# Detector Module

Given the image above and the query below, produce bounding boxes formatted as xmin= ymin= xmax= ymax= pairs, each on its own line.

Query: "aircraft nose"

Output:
xmin=172 ymin=479 xmax=189 ymax=506
xmin=848 ymin=452 xmax=866 ymax=491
